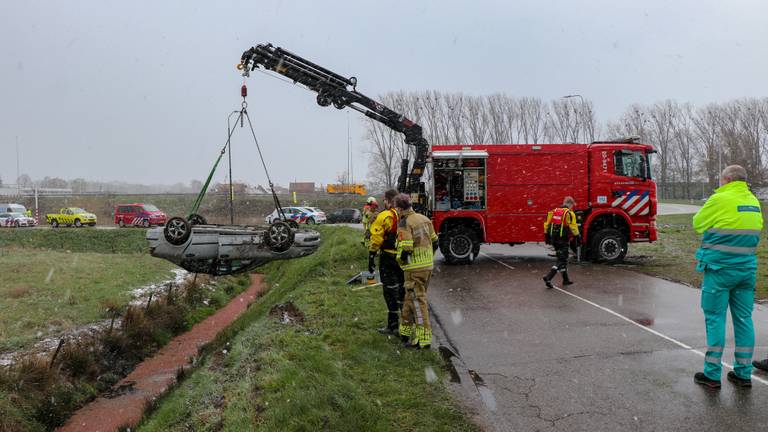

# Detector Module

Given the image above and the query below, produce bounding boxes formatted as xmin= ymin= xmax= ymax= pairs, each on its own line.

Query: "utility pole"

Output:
xmin=15 ymin=136 xmax=20 ymax=196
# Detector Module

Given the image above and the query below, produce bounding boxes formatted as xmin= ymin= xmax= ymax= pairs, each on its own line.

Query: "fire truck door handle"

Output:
xmin=612 ymin=191 xmax=623 ymax=198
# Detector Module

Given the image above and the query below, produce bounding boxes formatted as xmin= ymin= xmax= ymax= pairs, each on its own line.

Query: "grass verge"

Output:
xmin=139 ymin=226 xmax=477 ymax=432
xmin=627 ymin=213 xmax=768 ymax=299
xmin=0 ymin=228 xmax=150 ymax=254
xmin=0 ymin=246 xmax=176 ymax=353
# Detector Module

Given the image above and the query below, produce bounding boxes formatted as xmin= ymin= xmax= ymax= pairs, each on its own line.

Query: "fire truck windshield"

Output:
xmin=614 ymin=150 xmax=647 ymax=179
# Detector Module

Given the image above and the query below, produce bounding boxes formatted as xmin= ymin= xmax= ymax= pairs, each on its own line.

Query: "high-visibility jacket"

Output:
xmin=396 ymin=209 xmax=438 ymax=271
xmin=362 ymin=204 xmax=379 ymax=229
xmin=693 ymin=181 xmax=763 ymax=269
xmin=369 ymin=208 xmax=398 ymax=255
xmin=544 ymin=207 xmax=579 ymax=240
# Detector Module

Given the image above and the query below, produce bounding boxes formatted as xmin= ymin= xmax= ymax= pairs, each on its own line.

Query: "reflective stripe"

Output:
xmin=700 ymin=243 xmax=757 ymax=254
xmin=707 ymin=228 xmax=762 ymax=236
xmin=412 ymin=297 xmax=423 ymax=325
xmin=705 ymin=355 xmax=721 ymax=364
xmin=707 ymin=346 xmax=724 ymax=353
xmin=735 ymin=346 xmax=753 ymax=353
xmin=735 ymin=357 xmax=752 ymax=365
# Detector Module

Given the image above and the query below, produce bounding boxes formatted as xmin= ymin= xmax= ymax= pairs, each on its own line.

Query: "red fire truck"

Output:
xmin=431 ymin=141 xmax=657 ymax=264
xmin=240 ymin=44 xmax=658 ymax=264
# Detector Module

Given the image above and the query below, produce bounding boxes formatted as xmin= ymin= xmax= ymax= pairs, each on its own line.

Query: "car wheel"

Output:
xmin=589 ymin=228 xmax=627 ymax=264
xmin=14 ymin=221 xmax=20 ymax=228
xmin=265 ymin=221 xmax=295 ymax=252
xmin=306 ymin=217 xmax=316 ymax=225
xmin=439 ymin=226 xmax=478 ymax=265
xmin=51 ymin=219 xmax=59 ymax=228
xmin=142 ymin=219 xmax=150 ymax=228
xmin=74 ymin=219 xmax=82 ymax=228
xmin=287 ymin=220 xmax=299 ymax=229
xmin=188 ymin=213 xmax=208 ymax=226
xmin=118 ymin=219 xmax=125 ymax=228
xmin=164 ymin=217 xmax=192 ymax=245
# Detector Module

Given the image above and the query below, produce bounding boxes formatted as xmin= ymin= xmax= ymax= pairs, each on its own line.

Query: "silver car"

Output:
xmin=146 ymin=217 xmax=320 ymax=276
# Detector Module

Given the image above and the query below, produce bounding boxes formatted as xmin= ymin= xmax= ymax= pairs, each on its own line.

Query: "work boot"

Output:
xmin=562 ymin=272 xmax=574 ymax=286
xmin=377 ymin=326 xmax=397 ymax=335
xmin=727 ymin=371 xmax=752 ymax=388
xmin=694 ymin=372 xmax=721 ymax=389
xmin=753 ymin=358 xmax=768 ymax=372
xmin=404 ymin=340 xmax=421 ymax=349
xmin=543 ymin=277 xmax=554 ymax=289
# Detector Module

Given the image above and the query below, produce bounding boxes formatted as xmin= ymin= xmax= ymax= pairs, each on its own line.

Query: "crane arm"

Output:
xmin=239 ymin=43 xmax=428 ymax=212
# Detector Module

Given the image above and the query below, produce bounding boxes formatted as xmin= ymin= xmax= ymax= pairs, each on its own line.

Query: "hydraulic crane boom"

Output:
xmin=239 ymin=43 xmax=429 ymax=213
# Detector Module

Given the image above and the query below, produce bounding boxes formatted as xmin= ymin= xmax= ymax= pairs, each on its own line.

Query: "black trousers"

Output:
xmin=544 ymin=239 xmax=570 ymax=282
xmin=380 ymin=252 xmax=405 ymax=330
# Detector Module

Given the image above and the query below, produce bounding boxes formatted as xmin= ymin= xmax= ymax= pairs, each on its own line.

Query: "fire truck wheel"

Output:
xmin=440 ymin=227 xmax=477 ymax=265
xmin=118 ymin=219 xmax=125 ymax=228
xmin=188 ymin=213 xmax=208 ymax=226
xmin=266 ymin=221 xmax=295 ymax=252
xmin=590 ymin=228 xmax=627 ymax=264
xmin=164 ymin=217 xmax=192 ymax=245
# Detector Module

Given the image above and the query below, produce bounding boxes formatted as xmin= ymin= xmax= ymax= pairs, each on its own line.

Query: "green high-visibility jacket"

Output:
xmin=693 ymin=181 xmax=763 ymax=269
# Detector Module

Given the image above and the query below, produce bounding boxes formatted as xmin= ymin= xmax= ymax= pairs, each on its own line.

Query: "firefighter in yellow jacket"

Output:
xmin=394 ymin=193 xmax=438 ymax=349
xmin=543 ymin=196 xmax=580 ymax=288
xmin=369 ymin=189 xmax=405 ymax=335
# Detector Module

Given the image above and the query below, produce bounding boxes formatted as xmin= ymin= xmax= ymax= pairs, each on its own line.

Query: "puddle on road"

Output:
xmin=468 ymin=369 xmax=497 ymax=412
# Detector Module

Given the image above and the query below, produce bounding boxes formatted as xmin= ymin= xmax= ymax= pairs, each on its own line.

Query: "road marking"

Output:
xmin=480 ymin=252 xmax=768 ymax=387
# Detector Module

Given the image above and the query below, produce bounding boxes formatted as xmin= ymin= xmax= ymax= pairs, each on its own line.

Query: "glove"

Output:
xmin=368 ymin=251 xmax=376 ymax=273
xmin=544 ymin=233 xmax=551 ymax=245
xmin=432 ymin=241 xmax=438 ymax=253
xmin=400 ymin=250 xmax=412 ymax=264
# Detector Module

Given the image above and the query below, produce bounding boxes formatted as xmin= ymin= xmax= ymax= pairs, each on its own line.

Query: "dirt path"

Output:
xmin=57 ymin=274 xmax=266 ymax=432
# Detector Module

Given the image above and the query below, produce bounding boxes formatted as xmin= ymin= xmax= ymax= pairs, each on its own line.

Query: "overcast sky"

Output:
xmin=2 ymin=0 xmax=767 ymax=187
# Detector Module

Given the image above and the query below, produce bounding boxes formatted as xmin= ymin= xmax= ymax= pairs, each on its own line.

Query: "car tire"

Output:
xmin=439 ymin=226 xmax=478 ymax=265
xmin=14 ymin=220 xmax=20 ymax=228
xmin=164 ymin=217 xmax=192 ymax=245
xmin=287 ymin=220 xmax=300 ymax=229
xmin=306 ymin=218 xmax=316 ymax=225
xmin=589 ymin=228 xmax=627 ymax=264
xmin=188 ymin=213 xmax=207 ymax=226
xmin=118 ymin=219 xmax=125 ymax=228
xmin=265 ymin=221 xmax=295 ymax=252
xmin=51 ymin=219 xmax=59 ymax=228
xmin=74 ymin=219 xmax=82 ymax=228
xmin=142 ymin=219 xmax=150 ymax=228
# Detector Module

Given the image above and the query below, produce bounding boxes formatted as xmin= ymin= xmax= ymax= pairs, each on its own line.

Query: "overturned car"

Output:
xmin=147 ymin=216 xmax=320 ymax=276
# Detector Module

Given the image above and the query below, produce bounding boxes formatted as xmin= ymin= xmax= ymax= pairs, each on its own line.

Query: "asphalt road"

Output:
xmin=430 ymin=244 xmax=768 ymax=432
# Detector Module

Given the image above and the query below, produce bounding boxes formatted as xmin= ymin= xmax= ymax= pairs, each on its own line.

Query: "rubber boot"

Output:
xmin=562 ymin=271 xmax=574 ymax=286
xmin=543 ymin=267 xmax=557 ymax=289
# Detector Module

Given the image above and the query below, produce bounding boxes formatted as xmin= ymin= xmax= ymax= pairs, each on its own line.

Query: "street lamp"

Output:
xmin=563 ymin=95 xmax=585 ymax=143
xmin=227 ymin=110 xmax=240 ymax=225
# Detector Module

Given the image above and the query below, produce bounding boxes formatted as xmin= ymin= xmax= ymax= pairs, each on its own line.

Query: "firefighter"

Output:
xmin=362 ymin=197 xmax=379 ymax=246
xmin=395 ymin=193 xmax=439 ymax=349
xmin=368 ymin=189 xmax=404 ymax=335
xmin=543 ymin=196 xmax=580 ymax=288
xmin=692 ymin=165 xmax=762 ymax=388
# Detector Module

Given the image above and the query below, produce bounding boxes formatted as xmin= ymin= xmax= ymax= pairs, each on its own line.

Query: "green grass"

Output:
xmin=139 ymin=226 xmax=476 ymax=432
xmin=0 ymin=249 xmax=176 ymax=352
xmin=628 ymin=213 xmax=768 ymax=298
xmin=0 ymin=228 xmax=150 ymax=254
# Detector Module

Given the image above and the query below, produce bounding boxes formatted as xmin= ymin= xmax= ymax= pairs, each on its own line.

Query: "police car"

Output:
xmin=265 ymin=207 xmax=326 ymax=225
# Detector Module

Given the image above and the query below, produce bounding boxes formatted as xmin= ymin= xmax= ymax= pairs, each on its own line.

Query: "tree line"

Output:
xmin=364 ymin=91 xmax=768 ymax=199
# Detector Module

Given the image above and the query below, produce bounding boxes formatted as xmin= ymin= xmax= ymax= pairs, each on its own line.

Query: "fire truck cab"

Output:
xmin=431 ymin=142 xmax=657 ymax=264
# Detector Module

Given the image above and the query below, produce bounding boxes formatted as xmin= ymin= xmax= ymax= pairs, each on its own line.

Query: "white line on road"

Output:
xmin=481 ymin=252 xmax=768 ymax=387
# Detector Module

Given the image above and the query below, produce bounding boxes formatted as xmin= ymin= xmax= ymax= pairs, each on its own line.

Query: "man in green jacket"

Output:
xmin=693 ymin=165 xmax=763 ymax=389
